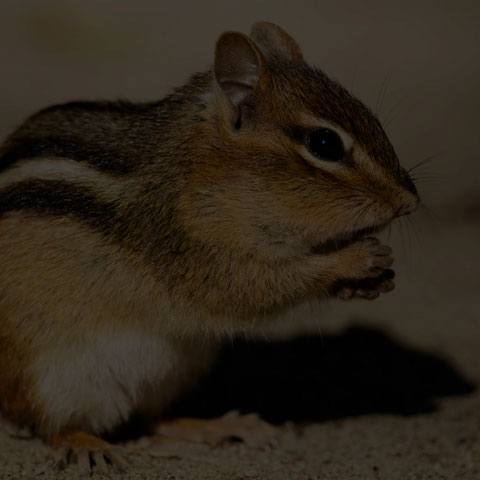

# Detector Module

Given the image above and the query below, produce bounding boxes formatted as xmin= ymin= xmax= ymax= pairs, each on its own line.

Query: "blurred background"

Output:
xmin=0 ymin=0 xmax=479 ymax=375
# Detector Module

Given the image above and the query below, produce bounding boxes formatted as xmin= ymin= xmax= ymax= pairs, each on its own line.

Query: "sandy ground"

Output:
xmin=0 ymin=1 xmax=479 ymax=479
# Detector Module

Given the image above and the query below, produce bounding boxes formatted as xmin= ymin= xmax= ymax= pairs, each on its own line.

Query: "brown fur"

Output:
xmin=0 ymin=22 xmax=418 ymax=455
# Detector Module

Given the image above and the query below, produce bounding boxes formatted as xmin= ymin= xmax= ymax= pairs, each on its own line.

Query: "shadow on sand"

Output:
xmin=168 ymin=324 xmax=475 ymax=424
xmin=109 ymin=324 xmax=475 ymax=441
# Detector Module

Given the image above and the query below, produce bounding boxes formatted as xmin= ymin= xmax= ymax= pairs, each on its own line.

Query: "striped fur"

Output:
xmin=0 ymin=136 xmax=137 ymax=174
xmin=0 ymin=179 xmax=117 ymax=227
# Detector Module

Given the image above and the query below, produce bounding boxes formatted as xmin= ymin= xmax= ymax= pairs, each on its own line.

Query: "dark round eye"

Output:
xmin=306 ymin=128 xmax=345 ymax=162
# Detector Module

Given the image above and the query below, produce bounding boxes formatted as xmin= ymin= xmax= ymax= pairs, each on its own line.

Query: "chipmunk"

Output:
xmin=0 ymin=22 xmax=418 ymax=473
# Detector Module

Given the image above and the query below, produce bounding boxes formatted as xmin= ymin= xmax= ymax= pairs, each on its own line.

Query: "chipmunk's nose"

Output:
xmin=394 ymin=190 xmax=420 ymax=217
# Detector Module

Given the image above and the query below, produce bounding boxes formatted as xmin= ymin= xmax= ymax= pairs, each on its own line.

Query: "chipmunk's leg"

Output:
xmin=49 ymin=430 xmax=128 ymax=474
xmin=152 ymin=410 xmax=278 ymax=448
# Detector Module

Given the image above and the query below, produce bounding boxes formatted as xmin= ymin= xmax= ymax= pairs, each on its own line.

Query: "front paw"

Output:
xmin=340 ymin=237 xmax=393 ymax=280
xmin=334 ymin=269 xmax=395 ymax=301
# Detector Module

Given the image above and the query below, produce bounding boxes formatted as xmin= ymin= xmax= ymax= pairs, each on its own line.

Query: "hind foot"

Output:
xmin=50 ymin=430 xmax=128 ymax=475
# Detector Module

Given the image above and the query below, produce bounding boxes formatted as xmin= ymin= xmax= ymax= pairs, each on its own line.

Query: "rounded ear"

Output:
xmin=250 ymin=22 xmax=303 ymax=62
xmin=214 ymin=31 xmax=264 ymax=109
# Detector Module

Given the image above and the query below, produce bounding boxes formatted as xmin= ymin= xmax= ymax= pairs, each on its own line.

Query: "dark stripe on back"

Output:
xmin=36 ymin=100 xmax=159 ymax=116
xmin=0 ymin=179 xmax=118 ymax=234
xmin=0 ymin=137 xmax=137 ymax=175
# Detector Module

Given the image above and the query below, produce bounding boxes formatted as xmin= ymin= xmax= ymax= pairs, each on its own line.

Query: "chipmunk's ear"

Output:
xmin=250 ymin=22 xmax=303 ymax=62
xmin=214 ymin=31 xmax=265 ymax=127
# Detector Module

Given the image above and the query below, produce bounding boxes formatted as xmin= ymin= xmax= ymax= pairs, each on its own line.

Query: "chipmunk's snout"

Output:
xmin=393 ymin=190 xmax=420 ymax=218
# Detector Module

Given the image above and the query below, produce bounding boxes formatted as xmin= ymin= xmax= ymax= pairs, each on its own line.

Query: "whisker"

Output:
xmin=384 ymin=222 xmax=393 ymax=243
xmin=350 ymin=66 xmax=358 ymax=95
xmin=317 ymin=196 xmax=362 ymax=211
xmin=346 ymin=186 xmax=372 ymax=196
xmin=376 ymin=72 xmax=391 ymax=118
xmin=417 ymin=203 xmax=441 ymax=227
xmin=405 ymin=217 xmax=414 ymax=256
xmin=404 ymin=214 xmax=422 ymax=248
xmin=410 ymin=174 xmax=448 ymax=184
xmin=316 ymin=192 xmax=370 ymax=214
xmin=383 ymin=95 xmax=408 ymax=129
xmin=351 ymin=200 xmax=374 ymax=233
xmin=404 ymin=216 xmax=415 ymax=253
xmin=407 ymin=154 xmax=439 ymax=174
xmin=334 ymin=194 xmax=365 ymax=201
xmin=395 ymin=215 xmax=408 ymax=256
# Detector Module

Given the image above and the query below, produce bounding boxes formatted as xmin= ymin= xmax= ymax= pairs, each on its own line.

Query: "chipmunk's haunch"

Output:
xmin=0 ymin=22 xmax=418 ymax=471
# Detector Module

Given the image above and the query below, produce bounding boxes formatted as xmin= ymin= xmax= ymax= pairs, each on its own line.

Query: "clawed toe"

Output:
xmin=334 ymin=271 xmax=396 ymax=301
xmin=51 ymin=431 xmax=128 ymax=475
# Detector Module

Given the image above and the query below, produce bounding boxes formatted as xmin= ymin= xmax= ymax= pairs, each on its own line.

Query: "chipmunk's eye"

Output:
xmin=306 ymin=128 xmax=344 ymax=162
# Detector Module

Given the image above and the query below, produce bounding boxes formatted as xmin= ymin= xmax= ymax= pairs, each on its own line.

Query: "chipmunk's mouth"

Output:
xmin=349 ymin=221 xmax=390 ymax=242
xmin=312 ymin=221 xmax=390 ymax=255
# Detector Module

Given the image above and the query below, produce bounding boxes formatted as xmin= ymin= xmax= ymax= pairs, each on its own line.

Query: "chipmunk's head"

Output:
xmin=187 ymin=22 xmax=419 ymax=254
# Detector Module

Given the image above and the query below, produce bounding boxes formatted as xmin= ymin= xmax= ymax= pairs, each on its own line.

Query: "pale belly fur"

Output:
xmin=30 ymin=330 xmax=219 ymax=435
